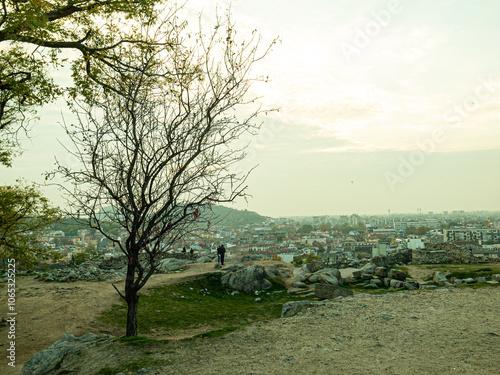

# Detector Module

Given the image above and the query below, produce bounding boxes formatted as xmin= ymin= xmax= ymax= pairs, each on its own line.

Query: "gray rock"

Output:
xmin=293 ymin=264 xmax=311 ymax=278
xmin=405 ymin=282 xmax=418 ymax=290
xmin=463 ymin=277 xmax=475 ymax=284
xmin=292 ymin=281 xmax=308 ymax=289
xmin=374 ymin=267 xmax=388 ymax=278
xmin=308 ymin=274 xmax=320 ymax=283
xmin=383 ymin=278 xmax=391 ymax=287
xmin=421 ymin=285 xmax=438 ymax=289
xmin=388 ymin=269 xmax=407 ymax=281
xmin=223 ymin=265 xmax=272 ymax=292
xmin=21 ymin=334 xmax=111 ymax=375
xmin=476 ymin=277 xmax=487 ymax=283
xmin=404 ymin=279 xmax=420 ymax=289
xmin=433 ymin=272 xmax=448 ymax=285
xmin=157 ymin=258 xmax=191 ymax=272
xmin=352 ymin=270 xmax=363 ymax=279
xmin=281 ymin=301 xmax=327 ymax=318
xmin=197 ymin=256 xmax=213 ymax=263
xmin=389 ymin=279 xmax=404 ymax=288
xmin=361 ymin=263 xmax=376 ymax=274
xmin=492 ymin=274 xmax=500 ymax=282
xmin=316 ymin=268 xmax=341 ymax=280
xmin=314 ymin=283 xmax=353 ymax=299
xmin=370 ymin=278 xmax=383 ymax=286
xmin=318 ymin=273 xmax=339 ymax=286
xmin=222 ymin=264 xmax=242 ymax=272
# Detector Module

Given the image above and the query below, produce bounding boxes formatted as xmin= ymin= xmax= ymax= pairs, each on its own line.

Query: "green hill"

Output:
xmin=207 ymin=205 xmax=268 ymax=227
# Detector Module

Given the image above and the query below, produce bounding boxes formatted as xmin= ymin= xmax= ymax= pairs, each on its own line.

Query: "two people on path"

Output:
xmin=217 ymin=244 xmax=226 ymax=265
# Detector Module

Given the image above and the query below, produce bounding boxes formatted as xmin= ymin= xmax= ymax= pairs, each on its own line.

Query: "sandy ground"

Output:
xmin=1 ymin=261 xmax=499 ymax=375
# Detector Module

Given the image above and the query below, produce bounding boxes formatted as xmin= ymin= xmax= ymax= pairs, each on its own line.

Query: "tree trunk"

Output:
xmin=125 ymin=263 xmax=139 ymax=336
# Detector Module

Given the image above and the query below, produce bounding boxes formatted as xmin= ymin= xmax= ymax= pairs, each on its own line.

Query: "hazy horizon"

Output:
xmin=2 ymin=0 xmax=500 ymax=218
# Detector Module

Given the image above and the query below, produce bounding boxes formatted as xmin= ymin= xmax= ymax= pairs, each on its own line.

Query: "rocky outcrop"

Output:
xmin=34 ymin=254 xmax=200 ymax=282
xmin=221 ymin=265 xmax=273 ymax=293
xmin=21 ymin=333 xmax=112 ymax=375
xmin=346 ymin=267 xmax=418 ymax=291
xmin=156 ymin=258 xmax=191 ymax=272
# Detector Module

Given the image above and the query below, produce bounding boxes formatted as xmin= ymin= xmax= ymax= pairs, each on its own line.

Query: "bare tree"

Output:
xmin=50 ymin=10 xmax=276 ymax=336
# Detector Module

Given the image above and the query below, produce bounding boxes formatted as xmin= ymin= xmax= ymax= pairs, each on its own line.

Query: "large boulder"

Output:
xmin=433 ymin=271 xmax=448 ymax=285
xmin=361 ymin=263 xmax=376 ymax=274
xmin=314 ymin=284 xmax=353 ymax=299
xmin=374 ymin=267 xmax=388 ymax=278
xmin=157 ymin=258 xmax=191 ymax=272
xmin=388 ymin=269 xmax=407 ymax=281
xmin=316 ymin=268 xmax=341 ymax=280
xmin=21 ymin=334 xmax=111 ymax=375
xmin=318 ymin=273 xmax=339 ymax=287
xmin=222 ymin=265 xmax=272 ymax=293
xmin=196 ymin=256 xmax=213 ymax=263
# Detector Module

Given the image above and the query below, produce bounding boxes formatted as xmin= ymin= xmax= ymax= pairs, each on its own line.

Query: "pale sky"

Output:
xmin=2 ymin=0 xmax=500 ymax=218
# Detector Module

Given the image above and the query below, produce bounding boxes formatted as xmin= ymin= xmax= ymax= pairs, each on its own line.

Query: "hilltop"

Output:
xmin=2 ymin=260 xmax=500 ymax=375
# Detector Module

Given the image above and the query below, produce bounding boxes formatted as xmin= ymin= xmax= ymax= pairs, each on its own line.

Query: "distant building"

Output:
xmin=444 ymin=228 xmax=500 ymax=244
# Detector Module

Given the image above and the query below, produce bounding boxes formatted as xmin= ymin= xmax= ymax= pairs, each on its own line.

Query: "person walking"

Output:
xmin=217 ymin=244 xmax=226 ymax=265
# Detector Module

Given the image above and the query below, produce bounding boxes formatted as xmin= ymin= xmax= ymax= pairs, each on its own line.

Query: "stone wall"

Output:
xmin=412 ymin=243 xmax=479 ymax=264
xmin=371 ymin=249 xmax=412 ymax=268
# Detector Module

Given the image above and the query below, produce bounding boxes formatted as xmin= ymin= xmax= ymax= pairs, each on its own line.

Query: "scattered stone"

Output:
xmin=476 ymin=277 xmax=487 ymax=283
xmin=492 ymin=274 xmax=500 ymax=282
xmin=314 ymin=283 xmax=353 ymax=299
xmin=197 ymin=256 xmax=213 ymax=263
xmin=390 ymin=279 xmax=404 ymax=288
xmin=433 ymin=272 xmax=448 ymax=286
xmin=157 ymin=258 xmax=191 ymax=272
xmin=388 ymin=269 xmax=407 ymax=281
xmin=352 ymin=270 xmax=363 ymax=279
xmin=281 ymin=301 xmax=327 ymax=318
xmin=361 ymin=263 xmax=376 ymax=274
xmin=463 ymin=278 xmax=476 ymax=284
xmin=292 ymin=281 xmax=308 ymax=289
xmin=318 ymin=273 xmax=339 ymax=286
xmin=374 ymin=267 xmax=388 ymax=278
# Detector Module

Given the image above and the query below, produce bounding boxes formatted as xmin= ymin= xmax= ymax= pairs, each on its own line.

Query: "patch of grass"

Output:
xmin=99 ymin=273 xmax=316 ymax=336
xmin=191 ymin=325 xmax=240 ymax=339
xmin=118 ymin=336 xmax=169 ymax=346
xmin=96 ymin=357 xmax=165 ymax=375
xmin=455 ymin=282 xmax=500 ymax=289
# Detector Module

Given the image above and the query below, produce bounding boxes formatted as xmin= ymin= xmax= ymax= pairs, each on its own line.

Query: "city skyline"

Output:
xmin=2 ymin=0 xmax=500 ymax=218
